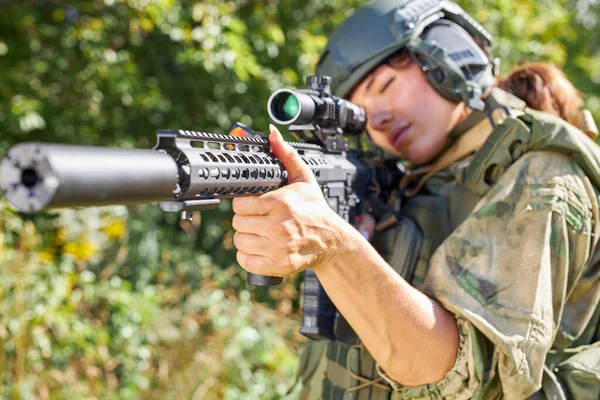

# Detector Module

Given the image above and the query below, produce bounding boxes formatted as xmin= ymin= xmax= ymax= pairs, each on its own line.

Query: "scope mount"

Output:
xmin=288 ymin=124 xmax=348 ymax=154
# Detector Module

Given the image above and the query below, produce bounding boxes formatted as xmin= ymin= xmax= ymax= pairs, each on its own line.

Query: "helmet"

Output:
xmin=315 ymin=0 xmax=498 ymax=110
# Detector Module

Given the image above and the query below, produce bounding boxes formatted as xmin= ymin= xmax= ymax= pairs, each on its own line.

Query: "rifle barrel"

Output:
xmin=0 ymin=143 xmax=179 ymax=213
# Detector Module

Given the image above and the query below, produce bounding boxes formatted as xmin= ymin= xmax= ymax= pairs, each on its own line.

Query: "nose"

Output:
xmin=370 ymin=110 xmax=394 ymax=131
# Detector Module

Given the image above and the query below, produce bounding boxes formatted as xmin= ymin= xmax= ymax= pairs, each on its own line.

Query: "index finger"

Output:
xmin=232 ymin=195 xmax=274 ymax=216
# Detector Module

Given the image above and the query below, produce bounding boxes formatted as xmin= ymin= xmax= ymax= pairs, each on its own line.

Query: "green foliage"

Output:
xmin=458 ymin=0 xmax=600 ymax=116
xmin=1 ymin=0 xmax=599 ymax=398
xmin=0 ymin=202 xmax=303 ymax=399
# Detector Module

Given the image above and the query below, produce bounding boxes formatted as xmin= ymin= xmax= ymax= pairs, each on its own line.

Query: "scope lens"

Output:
xmin=282 ymin=95 xmax=300 ymax=119
xmin=268 ymin=89 xmax=313 ymax=124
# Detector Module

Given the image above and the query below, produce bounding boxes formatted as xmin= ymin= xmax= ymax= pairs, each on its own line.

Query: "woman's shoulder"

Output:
xmin=455 ymin=109 xmax=596 ymax=198
xmin=505 ymin=150 xmax=589 ymax=186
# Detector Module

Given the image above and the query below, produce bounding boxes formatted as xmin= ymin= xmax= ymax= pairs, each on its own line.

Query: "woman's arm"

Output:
xmin=232 ymin=125 xmax=459 ymax=386
xmin=313 ymin=223 xmax=460 ymax=386
xmin=233 ymin=127 xmax=599 ymax=398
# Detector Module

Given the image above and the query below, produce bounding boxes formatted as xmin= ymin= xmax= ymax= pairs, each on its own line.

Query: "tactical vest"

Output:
xmin=294 ymin=90 xmax=600 ymax=400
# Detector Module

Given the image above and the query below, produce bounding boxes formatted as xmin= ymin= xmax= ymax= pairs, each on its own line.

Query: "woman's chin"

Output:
xmin=406 ymin=151 xmax=437 ymax=166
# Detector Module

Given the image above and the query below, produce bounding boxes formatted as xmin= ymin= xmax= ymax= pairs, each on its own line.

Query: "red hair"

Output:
xmin=496 ymin=62 xmax=583 ymax=126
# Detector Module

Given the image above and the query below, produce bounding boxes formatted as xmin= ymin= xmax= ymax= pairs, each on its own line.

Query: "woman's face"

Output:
xmin=349 ymin=52 xmax=468 ymax=165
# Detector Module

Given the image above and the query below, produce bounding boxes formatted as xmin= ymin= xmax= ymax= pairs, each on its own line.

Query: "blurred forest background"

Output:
xmin=1 ymin=0 xmax=599 ymax=399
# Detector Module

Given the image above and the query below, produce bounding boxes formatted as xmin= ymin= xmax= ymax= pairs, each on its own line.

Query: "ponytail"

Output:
xmin=496 ymin=62 xmax=582 ymax=124
xmin=496 ymin=62 xmax=598 ymax=139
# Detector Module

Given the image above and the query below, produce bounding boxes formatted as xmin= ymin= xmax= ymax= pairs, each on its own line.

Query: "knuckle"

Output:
xmin=260 ymin=192 xmax=278 ymax=207
xmin=264 ymin=196 xmax=281 ymax=212
xmin=279 ymin=194 xmax=295 ymax=212
xmin=281 ymin=219 xmax=298 ymax=238
xmin=236 ymin=250 xmax=246 ymax=268
xmin=234 ymin=232 xmax=251 ymax=250
xmin=231 ymin=197 xmax=244 ymax=214
xmin=267 ymin=191 xmax=291 ymax=210
xmin=285 ymin=239 xmax=301 ymax=255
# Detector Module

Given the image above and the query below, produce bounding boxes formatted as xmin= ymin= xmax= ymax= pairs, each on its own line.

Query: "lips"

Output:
xmin=388 ymin=125 xmax=411 ymax=150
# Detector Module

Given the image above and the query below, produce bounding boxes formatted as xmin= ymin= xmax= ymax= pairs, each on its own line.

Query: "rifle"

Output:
xmin=0 ymin=76 xmax=403 ymax=342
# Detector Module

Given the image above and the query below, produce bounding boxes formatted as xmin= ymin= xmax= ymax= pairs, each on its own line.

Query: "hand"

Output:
xmin=232 ymin=124 xmax=348 ymax=277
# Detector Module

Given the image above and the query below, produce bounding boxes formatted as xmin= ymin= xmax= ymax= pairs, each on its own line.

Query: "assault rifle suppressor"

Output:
xmin=0 ymin=76 xmax=401 ymax=342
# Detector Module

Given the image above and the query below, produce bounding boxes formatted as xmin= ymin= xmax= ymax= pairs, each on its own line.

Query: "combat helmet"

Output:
xmin=315 ymin=0 xmax=498 ymax=110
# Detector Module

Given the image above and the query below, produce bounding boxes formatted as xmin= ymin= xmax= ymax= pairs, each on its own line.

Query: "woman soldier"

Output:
xmin=231 ymin=1 xmax=600 ymax=399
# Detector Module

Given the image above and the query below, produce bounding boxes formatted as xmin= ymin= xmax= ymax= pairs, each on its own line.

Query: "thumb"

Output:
xmin=268 ymin=124 xmax=316 ymax=184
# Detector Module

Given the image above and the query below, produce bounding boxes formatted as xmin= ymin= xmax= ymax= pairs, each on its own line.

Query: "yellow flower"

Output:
xmin=63 ymin=241 xmax=98 ymax=262
xmin=77 ymin=241 xmax=98 ymax=261
xmin=63 ymin=242 xmax=78 ymax=256
xmin=102 ymin=219 xmax=126 ymax=240
xmin=39 ymin=248 xmax=56 ymax=264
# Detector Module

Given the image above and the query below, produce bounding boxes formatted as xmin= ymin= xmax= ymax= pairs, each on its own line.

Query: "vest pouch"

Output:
xmin=371 ymin=215 xmax=423 ymax=282
xmin=295 ymin=339 xmax=328 ymax=400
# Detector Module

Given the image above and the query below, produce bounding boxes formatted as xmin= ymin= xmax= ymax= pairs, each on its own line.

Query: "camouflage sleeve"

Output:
xmin=377 ymin=151 xmax=599 ymax=399
xmin=376 ymin=316 xmax=481 ymax=399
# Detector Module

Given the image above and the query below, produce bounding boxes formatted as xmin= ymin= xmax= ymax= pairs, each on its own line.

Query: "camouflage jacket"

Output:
xmin=296 ymin=89 xmax=600 ymax=400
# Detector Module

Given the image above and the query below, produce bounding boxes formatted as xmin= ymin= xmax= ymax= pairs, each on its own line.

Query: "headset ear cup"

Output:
xmin=433 ymin=68 xmax=446 ymax=83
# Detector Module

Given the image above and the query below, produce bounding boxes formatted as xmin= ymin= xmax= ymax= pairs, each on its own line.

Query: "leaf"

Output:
xmin=227 ymin=18 xmax=247 ymax=35
xmin=266 ymin=24 xmax=285 ymax=45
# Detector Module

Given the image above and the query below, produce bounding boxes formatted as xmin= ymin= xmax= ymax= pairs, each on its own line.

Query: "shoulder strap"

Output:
xmin=400 ymin=108 xmax=522 ymax=197
xmin=456 ymin=114 xmax=532 ymax=196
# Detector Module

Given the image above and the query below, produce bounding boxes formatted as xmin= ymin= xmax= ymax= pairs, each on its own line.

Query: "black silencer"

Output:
xmin=0 ymin=143 xmax=179 ymax=213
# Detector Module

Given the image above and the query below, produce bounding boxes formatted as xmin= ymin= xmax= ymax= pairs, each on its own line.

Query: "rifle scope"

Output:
xmin=267 ymin=76 xmax=367 ymax=134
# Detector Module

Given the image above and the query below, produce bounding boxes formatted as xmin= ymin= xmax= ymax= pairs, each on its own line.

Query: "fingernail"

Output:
xmin=269 ymin=124 xmax=281 ymax=139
